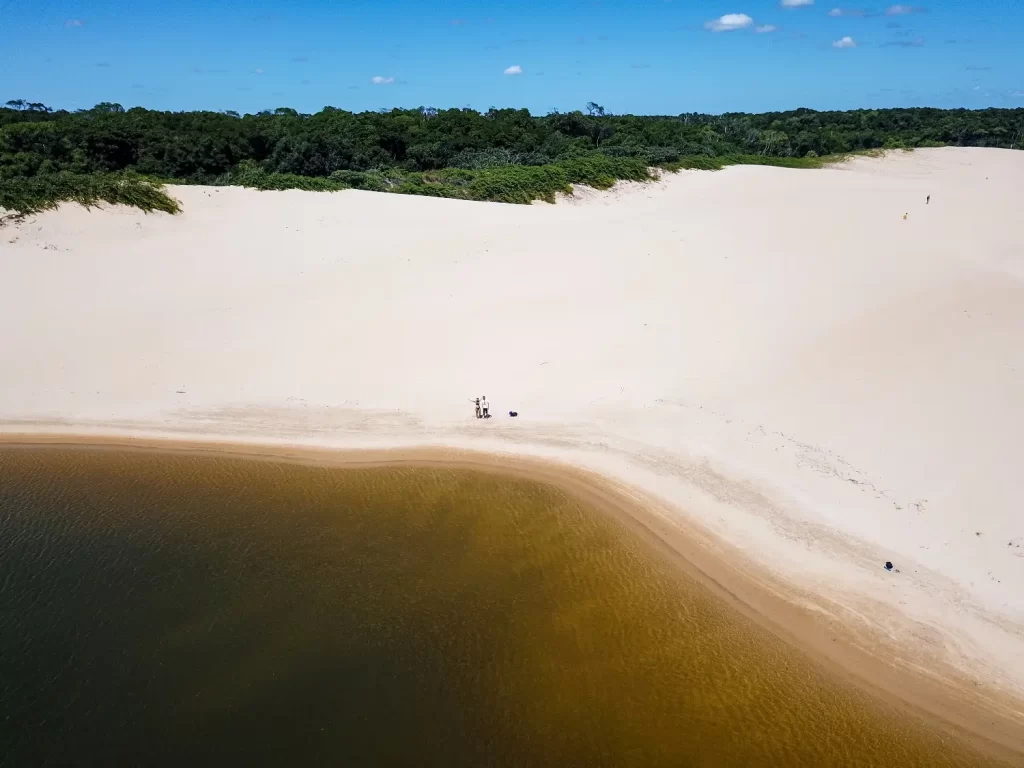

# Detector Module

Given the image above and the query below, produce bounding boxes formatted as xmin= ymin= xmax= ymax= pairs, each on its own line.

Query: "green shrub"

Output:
xmin=662 ymin=154 xmax=827 ymax=173
xmin=449 ymin=148 xmax=550 ymax=170
xmin=467 ymin=165 xmax=572 ymax=204
xmin=557 ymin=155 xmax=650 ymax=189
xmin=231 ymin=160 xmax=348 ymax=191
xmin=329 ymin=169 xmax=370 ymax=187
xmin=0 ymin=171 xmax=181 ymax=216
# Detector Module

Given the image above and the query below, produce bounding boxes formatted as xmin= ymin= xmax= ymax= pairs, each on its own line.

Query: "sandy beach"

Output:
xmin=2 ymin=148 xmax=1023 ymax=754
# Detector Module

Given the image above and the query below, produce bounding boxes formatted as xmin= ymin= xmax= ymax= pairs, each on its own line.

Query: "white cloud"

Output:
xmin=704 ymin=13 xmax=754 ymax=31
xmin=780 ymin=0 xmax=813 ymax=6
xmin=370 ymin=75 xmax=395 ymax=85
xmin=1012 ymin=90 xmax=1024 ymax=98
xmin=886 ymin=4 xmax=919 ymax=14
xmin=828 ymin=7 xmax=842 ymax=14
xmin=64 ymin=18 xmax=84 ymax=27
xmin=832 ymin=35 xmax=857 ymax=47
xmin=253 ymin=67 xmax=264 ymax=75
xmin=503 ymin=64 xmax=523 ymax=75
xmin=755 ymin=24 xmax=778 ymax=33
xmin=828 ymin=7 xmax=864 ymax=15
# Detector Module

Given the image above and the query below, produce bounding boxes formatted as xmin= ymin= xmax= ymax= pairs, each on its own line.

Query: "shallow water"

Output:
xmin=0 ymin=447 xmax=997 ymax=766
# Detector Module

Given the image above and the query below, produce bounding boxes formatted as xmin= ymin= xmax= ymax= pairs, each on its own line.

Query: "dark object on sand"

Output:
xmin=509 ymin=411 xmax=518 ymax=417
xmin=884 ymin=561 xmax=893 ymax=571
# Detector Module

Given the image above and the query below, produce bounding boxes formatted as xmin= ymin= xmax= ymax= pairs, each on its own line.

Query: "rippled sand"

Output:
xmin=0 ymin=447 xmax=1002 ymax=766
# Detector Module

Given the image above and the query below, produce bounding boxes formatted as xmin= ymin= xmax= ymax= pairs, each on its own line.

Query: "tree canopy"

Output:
xmin=1 ymin=100 xmax=1021 ymax=214
xmin=2 ymin=101 xmax=1021 ymax=182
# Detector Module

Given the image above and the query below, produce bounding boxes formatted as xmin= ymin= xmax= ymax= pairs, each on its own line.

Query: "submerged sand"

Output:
xmin=1 ymin=148 xmax=1023 ymax=754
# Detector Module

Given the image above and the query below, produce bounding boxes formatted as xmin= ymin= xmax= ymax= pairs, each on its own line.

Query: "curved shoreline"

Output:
xmin=2 ymin=431 xmax=1022 ymax=761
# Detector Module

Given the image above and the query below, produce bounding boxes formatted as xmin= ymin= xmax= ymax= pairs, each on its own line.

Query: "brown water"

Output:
xmin=0 ymin=447 xmax=998 ymax=767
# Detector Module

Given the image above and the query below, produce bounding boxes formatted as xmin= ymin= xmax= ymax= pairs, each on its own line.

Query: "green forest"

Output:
xmin=2 ymin=99 xmax=1022 ymax=215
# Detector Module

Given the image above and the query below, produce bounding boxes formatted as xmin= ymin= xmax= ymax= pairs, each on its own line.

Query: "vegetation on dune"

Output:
xmin=0 ymin=171 xmax=180 ymax=217
xmin=1 ymin=97 xmax=1021 ymax=214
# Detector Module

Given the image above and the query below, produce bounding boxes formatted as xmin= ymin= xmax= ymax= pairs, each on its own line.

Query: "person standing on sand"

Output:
xmin=481 ymin=396 xmax=490 ymax=418
xmin=472 ymin=398 xmax=481 ymax=419
xmin=926 ymin=195 xmax=931 ymax=205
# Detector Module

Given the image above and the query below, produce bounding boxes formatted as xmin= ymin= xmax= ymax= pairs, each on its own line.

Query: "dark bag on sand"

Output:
xmin=509 ymin=411 xmax=518 ymax=417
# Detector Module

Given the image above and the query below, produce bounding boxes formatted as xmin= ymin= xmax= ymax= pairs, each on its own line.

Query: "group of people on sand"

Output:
xmin=470 ymin=396 xmax=517 ymax=419
xmin=472 ymin=396 xmax=490 ymax=419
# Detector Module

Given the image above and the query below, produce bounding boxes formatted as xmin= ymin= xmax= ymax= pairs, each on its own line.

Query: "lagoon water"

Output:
xmin=0 ymin=447 xmax=995 ymax=766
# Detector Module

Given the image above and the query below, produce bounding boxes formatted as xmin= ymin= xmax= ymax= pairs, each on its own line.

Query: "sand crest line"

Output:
xmin=1 ymin=431 xmax=1022 ymax=760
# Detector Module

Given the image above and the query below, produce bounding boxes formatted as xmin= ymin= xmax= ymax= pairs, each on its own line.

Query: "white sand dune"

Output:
xmin=2 ymin=148 xmax=1023 ymax=744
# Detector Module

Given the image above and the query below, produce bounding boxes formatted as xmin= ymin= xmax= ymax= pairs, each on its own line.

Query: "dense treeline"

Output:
xmin=2 ymin=98 xmax=1022 ymax=214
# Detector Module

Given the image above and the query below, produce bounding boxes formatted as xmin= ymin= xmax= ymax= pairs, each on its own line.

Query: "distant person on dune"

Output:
xmin=472 ymin=398 xmax=481 ymax=418
xmin=926 ymin=195 xmax=931 ymax=205
xmin=903 ymin=213 xmax=908 ymax=220
xmin=481 ymin=396 xmax=490 ymax=418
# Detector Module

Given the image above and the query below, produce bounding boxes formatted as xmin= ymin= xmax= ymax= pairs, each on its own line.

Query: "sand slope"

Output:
xmin=2 ymin=148 xmax=1023 ymax=733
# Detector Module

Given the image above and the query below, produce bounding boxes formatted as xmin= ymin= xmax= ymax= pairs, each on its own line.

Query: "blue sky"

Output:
xmin=2 ymin=0 xmax=1021 ymax=115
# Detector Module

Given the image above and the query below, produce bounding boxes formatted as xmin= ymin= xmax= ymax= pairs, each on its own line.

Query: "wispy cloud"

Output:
xmin=64 ymin=18 xmax=85 ymax=27
xmin=755 ymin=24 xmax=778 ymax=33
xmin=886 ymin=4 xmax=924 ymax=14
xmin=370 ymin=75 xmax=395 ymax=84
xmin=503 ymin=64 xmax=523 ymax=75
xmin=828 ymin=7 xmax=865 ymax=16
xmin=704 ymin=13 xmax=754 ymax=31
xmin=780 ymin=0 xmax=813 ymax=7
xmin=1012 ymin=91 xmax=1024 ymax=98
xmin=881 ymin=36 xmax=924 ymax=46
xmin=832 ymin=35 xmax=857 ymax=47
